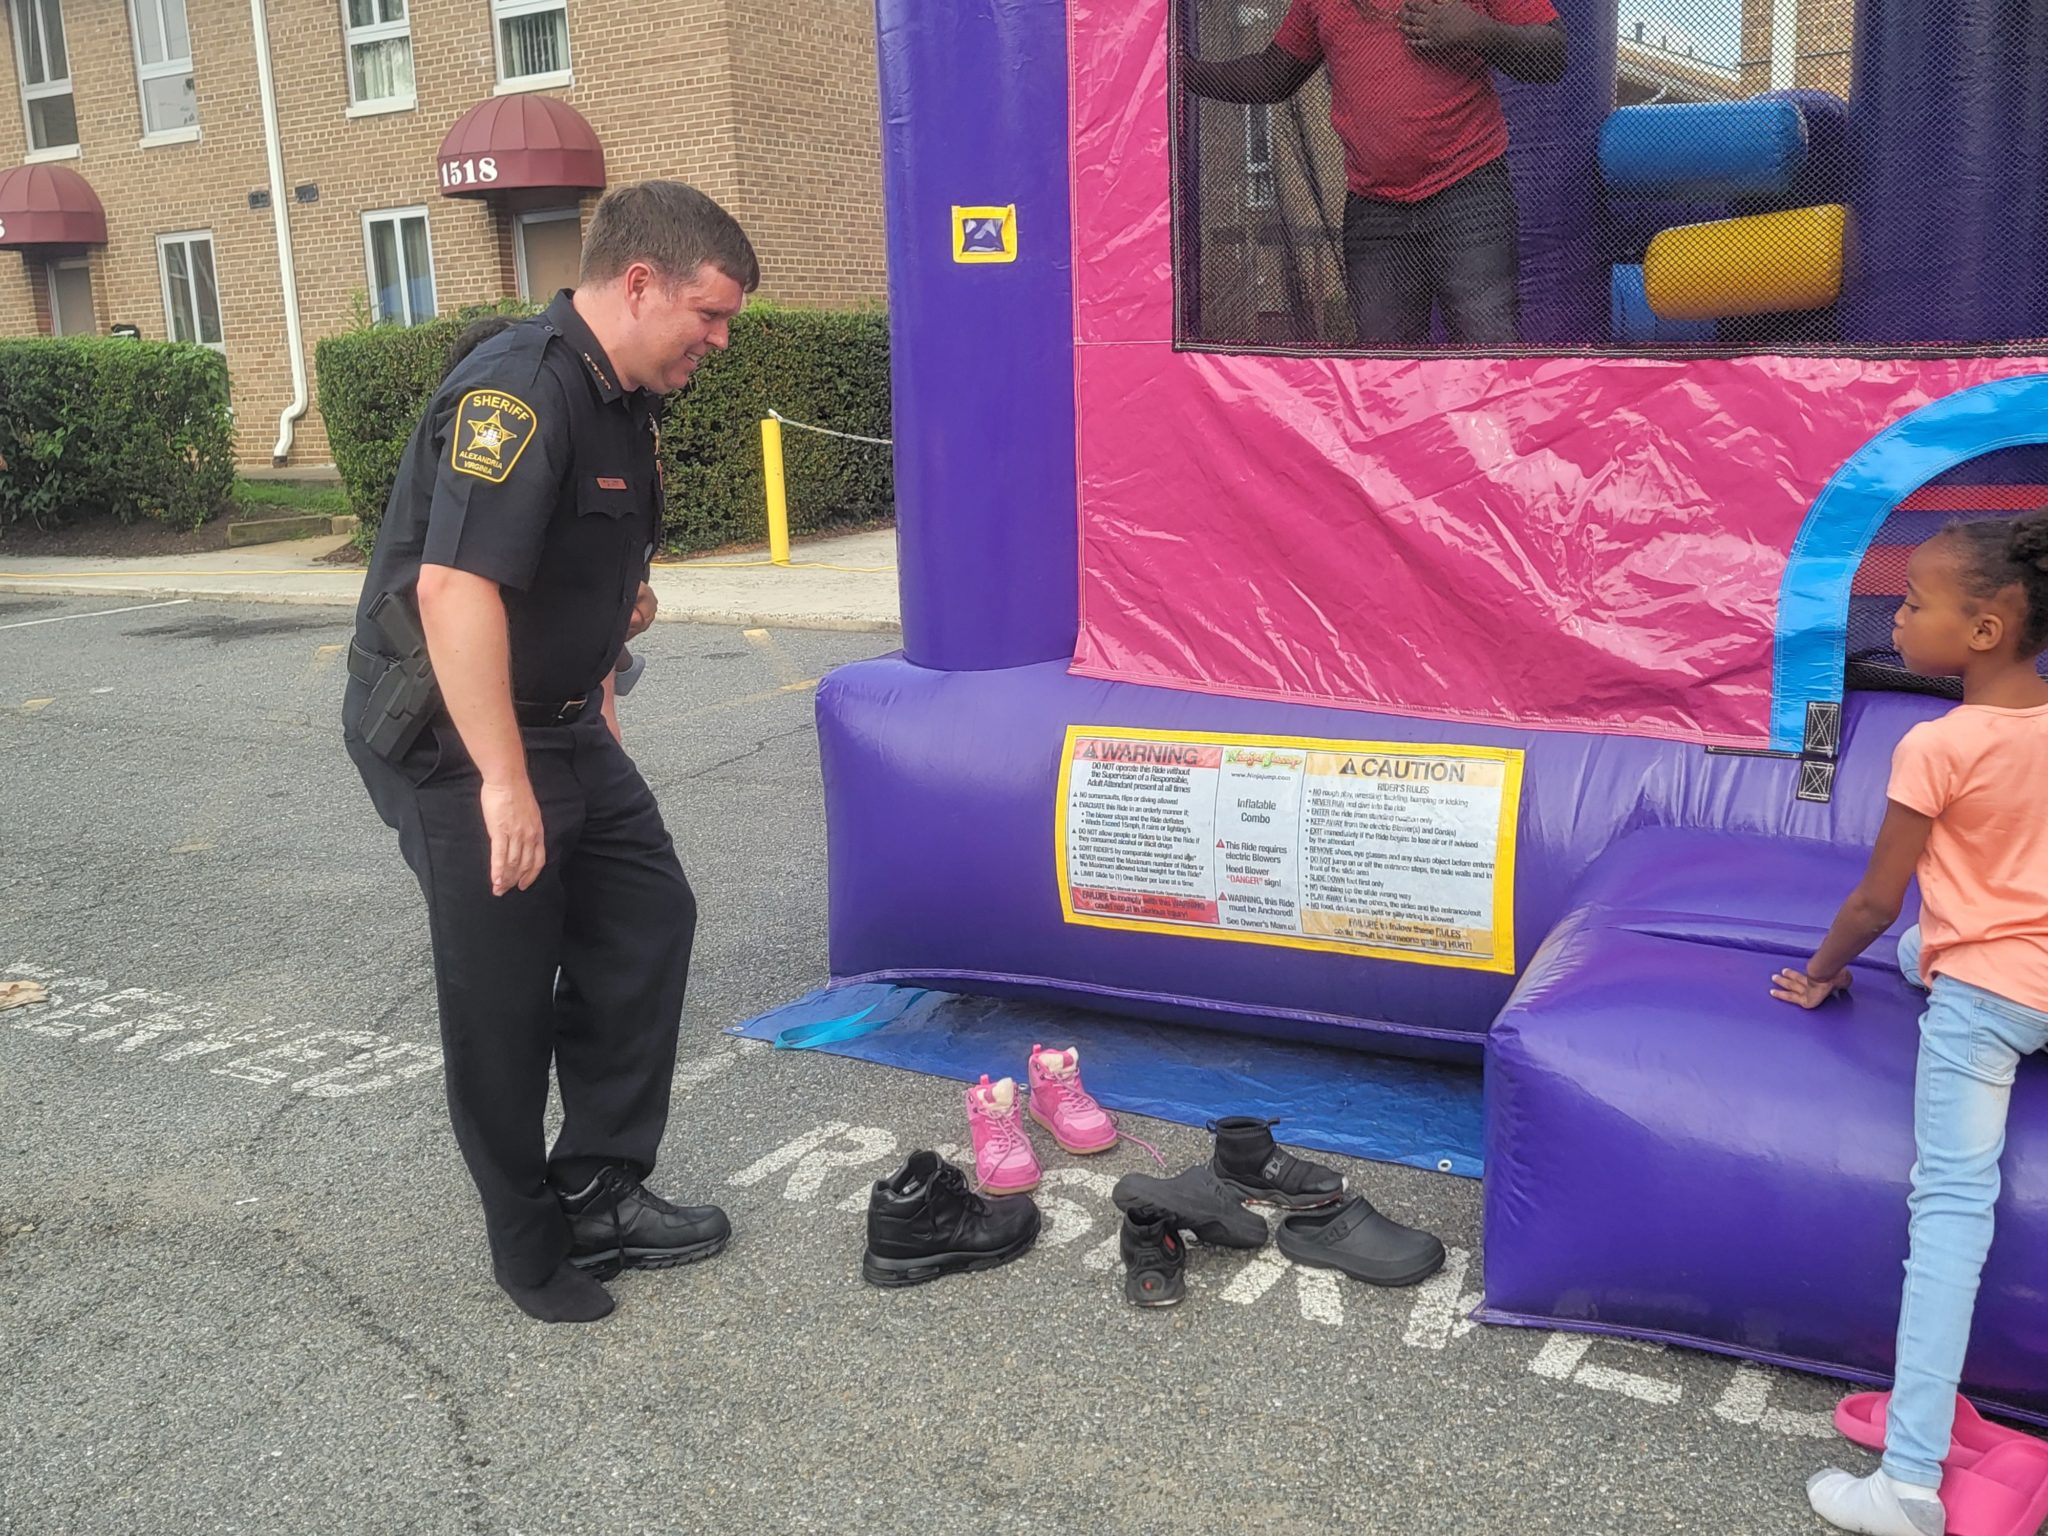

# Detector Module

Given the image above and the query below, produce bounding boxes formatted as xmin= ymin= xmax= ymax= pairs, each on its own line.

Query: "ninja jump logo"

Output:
xmin=952 ymin=204 xmax=1018 ymax=264
xmin=450 ymin=390 xmax=537 ymax=484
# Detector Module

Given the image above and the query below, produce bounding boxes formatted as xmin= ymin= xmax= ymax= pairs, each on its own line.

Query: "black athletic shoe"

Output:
xmin=1120 ymin=1205 xmax=1187 ymax=1308
xmin=862 ymin=1150 xmax=1040 ymax=1288
xmin=1112 ymin=1165 xmax=1269 ymax=1249
xmin=1208 ymin=1116 xmax=1344 ymax=1210
xmin=1276 ymin=1194 xmax=1445 ymax=1287
xmin=560 ymin=1166 xmax=731 ymax=1275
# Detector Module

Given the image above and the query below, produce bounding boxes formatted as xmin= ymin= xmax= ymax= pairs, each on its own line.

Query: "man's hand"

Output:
xmin=1770 ymin=967 xmax=1852 ymax=1010
xmin=628 ymin=581 xmax=658 ymax=640
xmin=1400 ymin=0 xmax=1491 ymax=53
xmin=481 ymin=778 xmax=546 ymax=896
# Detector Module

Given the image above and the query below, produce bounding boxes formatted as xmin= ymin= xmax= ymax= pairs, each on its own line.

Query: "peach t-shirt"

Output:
xmin=1888 ymin=701 xmax=2048 ymax=1013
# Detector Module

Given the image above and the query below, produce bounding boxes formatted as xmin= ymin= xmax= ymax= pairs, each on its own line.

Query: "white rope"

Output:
xmin=769 ymin=409 xmax=894 ymax=448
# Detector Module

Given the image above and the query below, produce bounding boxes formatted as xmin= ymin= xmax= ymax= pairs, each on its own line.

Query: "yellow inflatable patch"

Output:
xmin=450 ymin=389 xmax=538 ymax=484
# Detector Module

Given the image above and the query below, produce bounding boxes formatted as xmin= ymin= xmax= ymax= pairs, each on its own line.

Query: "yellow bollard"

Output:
xmin=761 ymin=416 xmax=791 ymax=567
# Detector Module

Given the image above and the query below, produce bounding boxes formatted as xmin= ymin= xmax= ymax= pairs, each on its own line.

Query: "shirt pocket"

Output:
xmin=578 ymin=475 xmax=637 ymax=519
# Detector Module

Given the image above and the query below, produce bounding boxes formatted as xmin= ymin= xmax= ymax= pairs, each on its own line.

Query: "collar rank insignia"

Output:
xmin=450 ymin=389 xmax=538 ymax=484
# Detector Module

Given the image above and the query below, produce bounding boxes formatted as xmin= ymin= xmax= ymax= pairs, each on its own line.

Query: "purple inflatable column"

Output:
xmin=1497 ymin=0 xmax=1619 ymax=345
xmin=877 ymin=0 xmax=1081 ymax=671
xmin=1839 ymin=0 xmax=2048 ymax=344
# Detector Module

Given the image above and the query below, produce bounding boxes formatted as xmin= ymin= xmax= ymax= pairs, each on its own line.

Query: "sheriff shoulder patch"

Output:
xmin=449 ymin=389 xmax=538 ymax=484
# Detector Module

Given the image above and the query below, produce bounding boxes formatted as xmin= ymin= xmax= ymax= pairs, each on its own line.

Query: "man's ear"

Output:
xmin=619 ymin=261 xmax=658 ymax=312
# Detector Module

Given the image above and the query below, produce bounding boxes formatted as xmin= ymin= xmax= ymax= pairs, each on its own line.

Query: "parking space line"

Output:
xmin=0 ymin=598 xmax=192 ymax=632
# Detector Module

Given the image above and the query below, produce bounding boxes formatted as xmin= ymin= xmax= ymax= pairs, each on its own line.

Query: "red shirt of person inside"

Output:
xmin=1275 ymin=0 xmax=1559 ymax=203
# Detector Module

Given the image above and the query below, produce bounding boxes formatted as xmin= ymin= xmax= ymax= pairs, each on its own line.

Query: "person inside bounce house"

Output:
xmin=1773 ymin=513 xmax=2048 ymax=1536
xmin=1181 ymin=0 xmax=1566 ymax=346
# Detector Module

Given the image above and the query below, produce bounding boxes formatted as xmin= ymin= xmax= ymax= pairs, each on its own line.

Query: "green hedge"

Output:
xmin=315 ymin=302 xmax=892 ymax=554
xmin=0 ymin=338 xmax=235 ymax=531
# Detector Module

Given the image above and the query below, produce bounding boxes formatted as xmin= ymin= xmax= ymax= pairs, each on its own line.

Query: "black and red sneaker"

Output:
xmin=1119 ymin=1205 xmax=1187 ymax=1308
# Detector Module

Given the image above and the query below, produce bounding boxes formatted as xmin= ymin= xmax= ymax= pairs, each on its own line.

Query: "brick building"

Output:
xmin=0 ymin=0 xmax=883 ymax=464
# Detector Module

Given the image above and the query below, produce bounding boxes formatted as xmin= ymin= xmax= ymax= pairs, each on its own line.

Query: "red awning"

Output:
xmin=436 ymin=95 xmax=605 ymax=199
xmin=0 ymin=163 xmax=108 ymax=249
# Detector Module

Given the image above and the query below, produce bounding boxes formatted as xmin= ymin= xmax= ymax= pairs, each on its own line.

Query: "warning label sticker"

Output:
xmin=1056 ymin=727 xmax=1524 ymax=972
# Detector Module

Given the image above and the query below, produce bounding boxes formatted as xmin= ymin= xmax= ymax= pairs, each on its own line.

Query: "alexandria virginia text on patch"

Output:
xmin=450 ymin=389 xmax=537 ymax=483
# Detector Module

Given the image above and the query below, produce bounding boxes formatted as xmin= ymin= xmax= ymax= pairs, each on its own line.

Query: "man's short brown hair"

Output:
xmin=579 ymin=181 xmax=761 ymax=293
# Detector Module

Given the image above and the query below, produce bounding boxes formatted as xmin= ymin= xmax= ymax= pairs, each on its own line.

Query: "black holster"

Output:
xmin=349 ymin=590 xmax=441 ymax=763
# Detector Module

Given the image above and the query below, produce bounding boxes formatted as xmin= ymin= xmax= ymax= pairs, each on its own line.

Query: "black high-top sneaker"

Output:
xmin=1208 ymin=1116 xmax=1344 ymax=1210
xmin=862 ymin=1150 xmax=1041 ymax=1287
xmin=559 ymin=1166 xmax=731 ymax=1274
xmin=1119 ymin=1205 xmax=1187 ymax=1307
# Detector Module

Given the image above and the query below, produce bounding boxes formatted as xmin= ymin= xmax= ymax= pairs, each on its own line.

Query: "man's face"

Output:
xmin=622 ymin=263 xmax=747 ymax=394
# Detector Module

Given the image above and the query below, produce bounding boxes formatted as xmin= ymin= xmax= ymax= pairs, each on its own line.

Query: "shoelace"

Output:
xmin=601 ymin=1166 xmax=678 ymax=1215
xmin=1045 ymin=1067 xmax=1167 ymax=1169
xmin=930 ymin=1160 xmax=991 ymax=1214
xmin=977 ymin=1096 xmax=1031 ymax=1161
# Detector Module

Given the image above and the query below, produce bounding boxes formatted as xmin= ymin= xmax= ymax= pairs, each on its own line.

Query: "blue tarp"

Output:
xmin=726 ymin=984 xmax=1483 ymax=1178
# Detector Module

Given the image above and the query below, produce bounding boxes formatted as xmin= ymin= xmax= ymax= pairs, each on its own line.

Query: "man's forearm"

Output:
xmin=1472 ymin=18 xmax=1565 ymax=82
xmin=1182 ymin=45 xmax=1314 ymax=104
xmin=416 ymin=565 xmax=528 ymax=787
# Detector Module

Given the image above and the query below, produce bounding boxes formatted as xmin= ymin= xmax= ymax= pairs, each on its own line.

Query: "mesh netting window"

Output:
xmin=1845 ymin=448 xmax=2048 ymax=699
xmin=1172 ymin=0 xmax=2048 ymax=355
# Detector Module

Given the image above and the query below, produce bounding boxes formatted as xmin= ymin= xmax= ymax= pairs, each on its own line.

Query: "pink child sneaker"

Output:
xmin=966 ymin=1075 xmax=1041 ymax=1194
xmin=1027 ymin=1044 xmax=1119 ymax=1155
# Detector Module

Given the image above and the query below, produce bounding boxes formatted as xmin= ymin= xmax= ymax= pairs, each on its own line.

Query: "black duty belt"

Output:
xmin=350 ymin=643 xmax=592 ymax=727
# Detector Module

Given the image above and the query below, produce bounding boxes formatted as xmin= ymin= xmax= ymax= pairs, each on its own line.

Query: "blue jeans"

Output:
xmin=1341 ymin=156 xmax=1519 ymax=347
xmin=1884 ymin=925 xmax=2048 ymax=1487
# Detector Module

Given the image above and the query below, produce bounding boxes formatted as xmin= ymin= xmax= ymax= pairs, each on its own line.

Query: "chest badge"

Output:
xmin=450 ymin=390 xmax=538 ymax=484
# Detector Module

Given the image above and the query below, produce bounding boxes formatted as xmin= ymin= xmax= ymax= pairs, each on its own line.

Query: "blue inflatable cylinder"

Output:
xmin=877 ymin=0 xmax=1080 ymax=671
xmin=1610 ymin=265 xmax=1717 ymax=344
xmin=1840 ymin=0 xmax=2048 ymax=344
xmin=1600 ymin=100 xmax=1809 ymax=200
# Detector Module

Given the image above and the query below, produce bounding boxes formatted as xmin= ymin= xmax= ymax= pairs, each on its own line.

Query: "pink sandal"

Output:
xmin=1836 ymin=1391 xmax=2048 ymax=1536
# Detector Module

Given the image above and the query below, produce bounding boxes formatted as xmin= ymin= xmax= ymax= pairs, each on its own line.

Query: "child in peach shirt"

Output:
xmin=1773 ymin=510 xmax=2048 ymax=1535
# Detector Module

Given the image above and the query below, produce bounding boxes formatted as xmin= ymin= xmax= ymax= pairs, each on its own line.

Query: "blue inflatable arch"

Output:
xmin=1772 ymin=373 xmax=2048 ymax=751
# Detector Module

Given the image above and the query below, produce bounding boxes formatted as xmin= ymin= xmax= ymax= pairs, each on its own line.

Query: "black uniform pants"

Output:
xmin=344 ymin=689 xmax=697 ymax=1286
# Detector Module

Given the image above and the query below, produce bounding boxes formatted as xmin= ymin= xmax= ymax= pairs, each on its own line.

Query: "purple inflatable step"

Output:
xmin=1483 ymin=827 xmax=2048 ymax=1423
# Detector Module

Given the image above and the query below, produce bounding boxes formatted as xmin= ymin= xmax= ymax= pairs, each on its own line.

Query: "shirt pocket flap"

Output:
xmin=578 ymin=476 xmax=636 ymax=518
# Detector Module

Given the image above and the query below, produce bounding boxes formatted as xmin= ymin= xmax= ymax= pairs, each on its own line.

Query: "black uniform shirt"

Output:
xmin=354 ymin=290 xmax=662 ymax=703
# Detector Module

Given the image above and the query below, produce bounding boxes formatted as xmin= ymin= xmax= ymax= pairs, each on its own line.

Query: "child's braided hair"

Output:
xmin=1941 ymin=509 xmax=2048 ymax=656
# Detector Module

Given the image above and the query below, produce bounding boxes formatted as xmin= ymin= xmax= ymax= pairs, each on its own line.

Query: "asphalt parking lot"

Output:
xmin=2 ymin=594 xmax=1866 ymax=1535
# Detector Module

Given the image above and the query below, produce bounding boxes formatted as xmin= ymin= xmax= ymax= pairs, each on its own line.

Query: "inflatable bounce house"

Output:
xmin=815 ymin=0 xmax=2048 ymax=1417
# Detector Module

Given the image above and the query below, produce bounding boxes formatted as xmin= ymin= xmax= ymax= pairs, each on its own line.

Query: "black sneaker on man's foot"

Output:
xmin=559 ymin=1166 xmax=731 ymax=1274
xmin=1112 ymin=1165 xmax=1269 ymax=1249
xmin=1119 ymin=1205 xmax=1187 ymax=1307
xmin=1208 ymin=1116 xmax=1344 ymax=1210
xmin=862 ymin=1150 xmax=1040 ymax=1287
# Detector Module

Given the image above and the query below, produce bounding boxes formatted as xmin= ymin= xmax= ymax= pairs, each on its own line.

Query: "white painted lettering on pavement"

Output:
xmin=5 ymin=962 xmax=442 ymax=1101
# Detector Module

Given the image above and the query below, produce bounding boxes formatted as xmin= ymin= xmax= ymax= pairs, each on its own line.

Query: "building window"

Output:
xmin=130 ymin=0 xmax=197 ymax=137
xmin=492 ymin=0 xmax=569 ymax=86
xmin=157 ymin=231 xmax=222 ymax=348
xmin=514 ymin=208 xmax=581 ymax=300
xmin=9 ymin=0 xmax=77 ymax=153
xmin=343 ymin=0 xmax=412 ymax=109
xmin=47 ymin=258 xmax=94 ymax=335
xmin=364 ymin=208 xmax=436 ymax=325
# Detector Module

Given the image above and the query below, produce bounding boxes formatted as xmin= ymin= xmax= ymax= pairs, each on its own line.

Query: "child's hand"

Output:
xmin=1771 ymin=967 xmax=1852 ymax=1009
